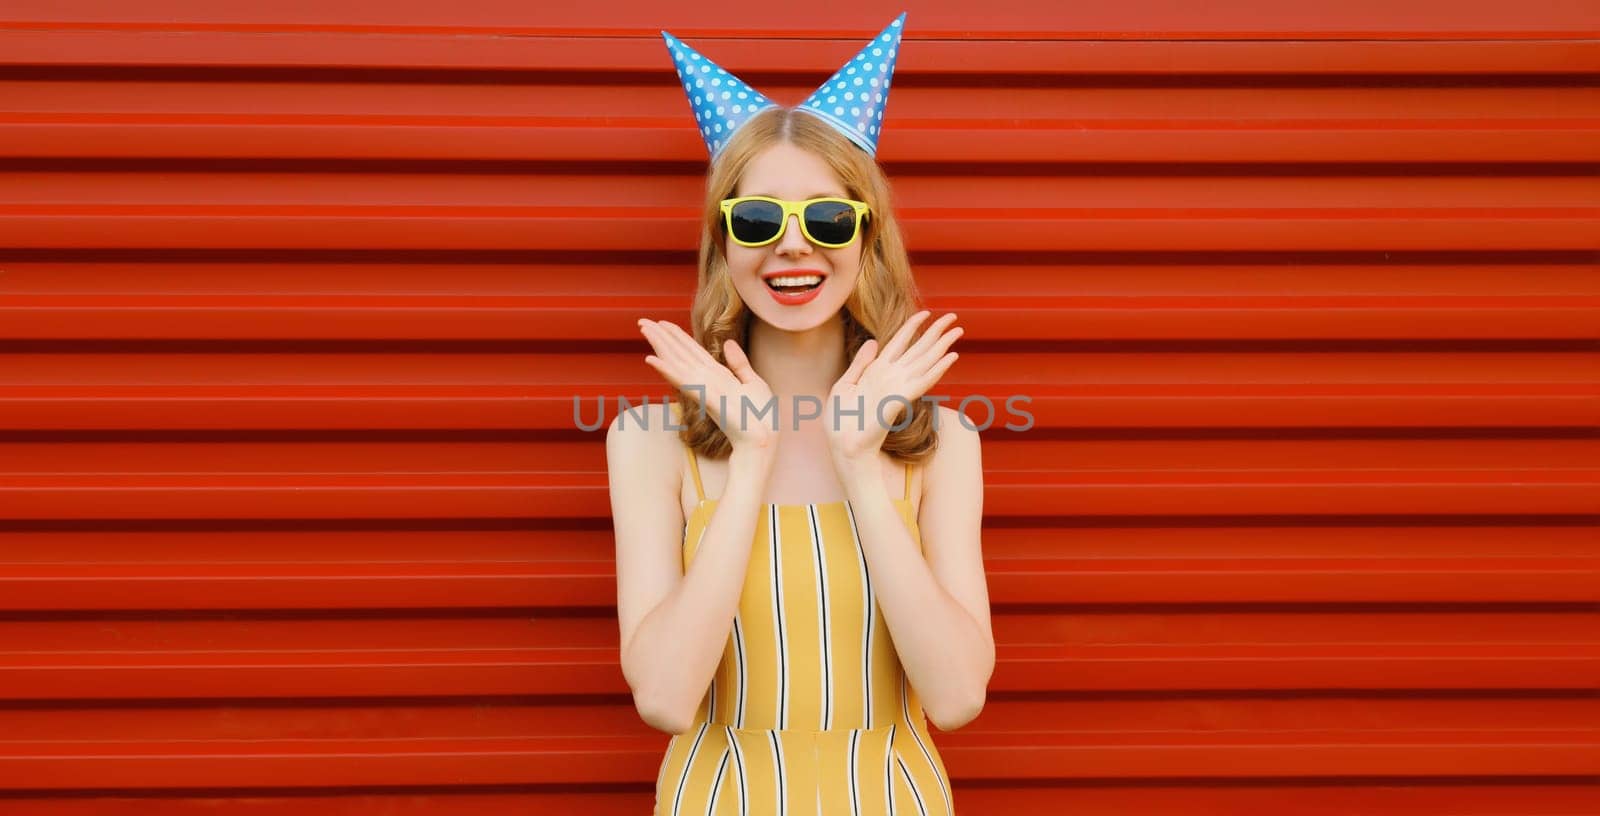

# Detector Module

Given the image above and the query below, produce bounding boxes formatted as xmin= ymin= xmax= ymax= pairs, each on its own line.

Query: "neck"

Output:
xmin=747 ymin=312 xmax=849 ymax=427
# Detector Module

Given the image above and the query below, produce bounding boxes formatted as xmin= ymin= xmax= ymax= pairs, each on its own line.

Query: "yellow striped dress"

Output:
xmin=653 ymin=444 xmax=955 ymax=816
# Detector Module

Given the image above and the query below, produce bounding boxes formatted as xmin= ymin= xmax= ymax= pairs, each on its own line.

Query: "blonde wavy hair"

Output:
xmin=675 ymin=105 xmax=938 ymax=465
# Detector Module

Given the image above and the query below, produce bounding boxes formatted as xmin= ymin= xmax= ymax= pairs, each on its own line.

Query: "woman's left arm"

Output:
xmin=838 ymin=405 xmax=994 ymax=731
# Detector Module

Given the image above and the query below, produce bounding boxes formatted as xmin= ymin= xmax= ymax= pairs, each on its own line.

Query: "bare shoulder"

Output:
xmin=919 ymin=405 xmax=982 ymax=502
xmin=932 ymin=405 xmax=983 ymax=468
xmin=608 ymin=402 xmax=688 ymax=476
xmin=605 ymin=401 xmax=686 ymax=540
xmin=606 ymin=402 xmax=679 ymax=461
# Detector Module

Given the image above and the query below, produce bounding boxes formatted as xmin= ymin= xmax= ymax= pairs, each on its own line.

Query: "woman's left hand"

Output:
xmin=825 ymin=310 xmax=962 ymax=464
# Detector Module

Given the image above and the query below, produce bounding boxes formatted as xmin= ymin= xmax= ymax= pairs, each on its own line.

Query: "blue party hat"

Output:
xmin=660 ymin=30 xmax=780 ymax=160
xmin=662 ymin=12 xmax=907 ymax=160
xmin=795 ymin=12 xmax=906 ymax=156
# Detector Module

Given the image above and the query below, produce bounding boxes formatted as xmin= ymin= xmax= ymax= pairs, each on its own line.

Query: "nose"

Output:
xmin=775 ymin=213 xmax=811 ymax=255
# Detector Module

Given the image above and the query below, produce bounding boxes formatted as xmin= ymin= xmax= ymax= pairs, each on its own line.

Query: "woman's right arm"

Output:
xmin=608 ymin=405 xmax=776 ymax=734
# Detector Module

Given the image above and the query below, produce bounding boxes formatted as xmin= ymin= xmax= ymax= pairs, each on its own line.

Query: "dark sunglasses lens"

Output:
xmin=804 ymin=201 xmax=858 ymax=245
xmin=729 ymin=200 xmax=784 ymax=244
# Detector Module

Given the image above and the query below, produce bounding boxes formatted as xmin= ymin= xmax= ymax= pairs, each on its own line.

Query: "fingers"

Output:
xmin=640 ymin=318 xmax=725 ymax=388
xmin=836 ymin=338 xmax=878 ymax=388
xmin=637 ymin=319 xmax=672 ymax=361
xmin=643 ymin=319 xmax=712 ymax=368
xmin=638 ymin=319 xmax=708 ymax=393
xmin=640 ymin=320 xmax=761 ymax=415
xmin=723 ymin=338 xmax=758 ymax=384
xmin=903 ymin=313 xmax=958 ymax=368
xmin=904 ymin=316 xmax=962 ymax=373
xmin=913 ymin=350 xmax=959 ymax=394
xmin=639 ymin=324 xmax=688 ymax=389
xmin=877 ymin=310 xmax=931 ymax=363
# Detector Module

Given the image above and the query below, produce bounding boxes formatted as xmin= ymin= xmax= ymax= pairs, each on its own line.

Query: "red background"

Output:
xmin=0 ymin=1 xmax=1597 ymax=813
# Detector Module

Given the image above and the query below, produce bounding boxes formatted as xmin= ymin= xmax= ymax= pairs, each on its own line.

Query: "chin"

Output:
xmin=754 ymin=304 xmax=834 ymax=331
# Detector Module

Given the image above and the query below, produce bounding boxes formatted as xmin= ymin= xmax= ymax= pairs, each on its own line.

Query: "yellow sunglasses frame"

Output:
xmin=719 ymin=196 xmax=872 ymax=249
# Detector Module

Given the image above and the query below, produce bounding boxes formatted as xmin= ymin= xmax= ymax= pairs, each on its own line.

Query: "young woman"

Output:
xmin=606 ymin=15 xmax=992 ymax=814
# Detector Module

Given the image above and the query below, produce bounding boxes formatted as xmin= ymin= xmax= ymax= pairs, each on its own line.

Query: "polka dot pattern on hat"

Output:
xmin=662 ymin=12 xmax=906 ymax=160
xmin=661 ymin=30 xmax=778 ymax=160
xmin=795 ymin=12 xmax=906 ymax=156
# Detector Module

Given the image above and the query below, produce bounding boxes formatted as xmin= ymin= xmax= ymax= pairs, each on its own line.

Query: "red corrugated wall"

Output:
xmin=1 ymin=1 xmax=1597 ymax=813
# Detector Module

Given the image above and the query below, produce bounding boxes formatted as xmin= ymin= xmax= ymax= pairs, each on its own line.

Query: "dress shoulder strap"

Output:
xmin=669 ymin=399 xmax=707 ymax=503
xmin=686 ymin=444 xmax=706 ymax=502
xmin=904 ymin=461 xmax=913 ymax=502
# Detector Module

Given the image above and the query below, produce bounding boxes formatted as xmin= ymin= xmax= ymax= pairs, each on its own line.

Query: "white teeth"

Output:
xmin=767 ymin=275 xmax=823 ymax=287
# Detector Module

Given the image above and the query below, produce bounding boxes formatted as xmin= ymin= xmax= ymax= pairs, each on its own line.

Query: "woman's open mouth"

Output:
xmin=766 ymin=274 xmax=823 ymax=294
xmin=763 ymin=273 xmax=825 ymax=305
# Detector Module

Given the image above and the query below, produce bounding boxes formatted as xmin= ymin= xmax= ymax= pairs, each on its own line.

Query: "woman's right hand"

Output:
xmin=638 ymin=319 xmax=778 ymax=452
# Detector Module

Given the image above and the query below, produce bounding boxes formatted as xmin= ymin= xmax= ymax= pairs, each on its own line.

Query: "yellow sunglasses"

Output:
xmin=719 ymin=196 xmax=872 ymax=249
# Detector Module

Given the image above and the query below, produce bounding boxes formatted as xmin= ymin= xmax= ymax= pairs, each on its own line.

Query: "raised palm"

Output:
xmin=638 ymin=319 xmax=778 ymax=451
xmin=826 ymin=311 xmax=962 ymax=462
